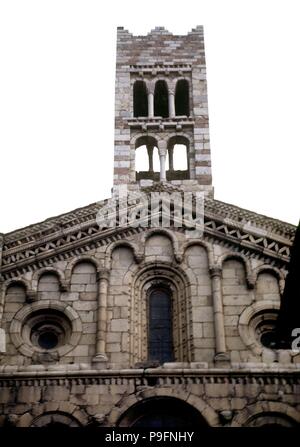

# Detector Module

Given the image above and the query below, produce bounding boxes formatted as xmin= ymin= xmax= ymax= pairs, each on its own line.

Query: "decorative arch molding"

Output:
xmin=166 ymin=132 xmax=192 ymax=147
xmin=17 ymin=403 xmax=88 ymax=427
xmin=30 ymin=412 xmax=82 ymax=427
xmin=130 ymin=262 xmax=192 ymax=365
xmin=231 ymin=401 xmax=300 ymax=427
xmin=167 ymin=134 xmax=191 ymax=149
xmin=182 ymin=239 xmax=214 ymax=268
xmin=105 ymin=240 xmax=143 ymax=270
xmin=2 ymin=277 xmax=31 ymax=297
xmin=1 ymin=277 xmax=36 ymax=308
xmin=108 ymin=388 xmax=219 ymax=427
xmin=32 ymin=267 xmax=68 ymax=293
xmin=131 ymin=132 xmax=192 ymax=149
xmin=217 ymin=252 xmax=255 ymax=289
xmin=253 ymin=265 xmax=286 ymax=295
xmin=141 ymin=228 xmax=183 ymax=263
xmin=65 ymin=255 xmax=102 ymax=284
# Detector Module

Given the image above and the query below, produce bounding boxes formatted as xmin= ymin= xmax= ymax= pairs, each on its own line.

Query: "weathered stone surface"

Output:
xmin=0 ymin=25 xmax=297 ymax=429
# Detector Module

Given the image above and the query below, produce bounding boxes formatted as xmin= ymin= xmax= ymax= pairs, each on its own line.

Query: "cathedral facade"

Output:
xmin=0 ymin=26 xmax=299 ymax=427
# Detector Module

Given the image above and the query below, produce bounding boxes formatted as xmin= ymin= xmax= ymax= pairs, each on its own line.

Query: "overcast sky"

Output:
xmin=0 ymin=0 xmax=299 ymax=234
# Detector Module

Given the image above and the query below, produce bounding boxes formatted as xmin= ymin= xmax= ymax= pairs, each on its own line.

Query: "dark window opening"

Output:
xmin=260 ymin=331 xmax=278 ymax=349
xmin=175 ymin=80 xmax=189 ymax=116
xmin=38 ymin=331 xmax=59 ymax=350
xmin=148 ymin=288 xmax=173 ymax=364
xmin=118 ymin=397 xmax=208 ymax=428
xmin=133 ymin=81 xmax=148 ymax=117
xmin=154 ymin=80 xmax=169 ymax=118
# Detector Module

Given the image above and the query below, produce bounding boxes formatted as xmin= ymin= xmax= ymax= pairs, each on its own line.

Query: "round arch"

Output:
xmin=31 ymin=411 xmax=82 ymax=427
xmin=217 ymin=252 xmax=254 ymax=288
xmin=107 ymin=388 xmax=219 ymax=427
xmin=231 ymin=401 xmax=300 ymax=427
xmin=130 ymin=262 xmax=192 ymax=365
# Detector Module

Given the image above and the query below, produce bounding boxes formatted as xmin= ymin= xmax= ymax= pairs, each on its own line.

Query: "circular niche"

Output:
xmin=238 ymin=302 xmax=280 ymax=355
xmin=22 ymin=309 xmax=72 ymax=351
xmin=10 ymin=301 xmax=82 ymax=358
xmin=252 ymin=309 xmax=279 ymax=349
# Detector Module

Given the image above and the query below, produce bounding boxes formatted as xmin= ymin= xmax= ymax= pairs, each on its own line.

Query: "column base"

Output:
xmin=92 ymin=354 xmax=108 ymax=369
xmin=214 ymin=352 xmax=230 ymax=365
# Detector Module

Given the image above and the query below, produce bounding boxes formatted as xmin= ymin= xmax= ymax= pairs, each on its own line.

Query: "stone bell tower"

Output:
xmin=113 ymin=26 xmax=213 ymax=196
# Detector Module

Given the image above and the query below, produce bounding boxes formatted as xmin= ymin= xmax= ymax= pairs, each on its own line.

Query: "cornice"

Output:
xmin=0 ymin=368 xmax=299 ymax=387
xmin=0 ymin=195 xmax=295 ymax=278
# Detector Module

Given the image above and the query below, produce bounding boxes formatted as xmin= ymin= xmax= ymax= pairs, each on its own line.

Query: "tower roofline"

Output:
xmin=116 ymin=26 xmax=204 ymax=38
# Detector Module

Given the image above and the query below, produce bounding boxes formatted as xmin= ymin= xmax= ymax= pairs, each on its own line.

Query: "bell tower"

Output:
xmin=113 ymin=26 xmax=213 ymax=197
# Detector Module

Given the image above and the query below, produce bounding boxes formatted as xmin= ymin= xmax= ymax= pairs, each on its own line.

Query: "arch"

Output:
xmin=134 ymin=135 xmax=158 ymax=150
xmin=182 ymin=240 xmax=214 ymax=268
xmin=65 ymin=255 xmax=102 ymax=283
xmin=254 ymin=265 xmax=286 ymax=295
xmin=108 ymin=388 xmax=219 ymax=427
xmin=130 ymin=262 xmax=192 ymax=365
xmin=175 ymin=79 xmax=190 ymax=116
xmin=131 ymin=133 xmax=159 ymax=148
xmin=231 ymin=401 xmax=300 ymax=427
xmin=17 ymin=402 xmax=89 ymax=427
xmin=105 ymin=240 xmax=143 ymax=269
xmin=141 ymin=228 xmax=182 ymax=263
xmin=31 ymin=411 xmax=82 ymax=427
xmin=32 ymin=267 xmax=68 ymax=292
xmin=133 ymin=80 xmax=148 ymax=117
xmin=167 ymin=135 xmax=190 ymax=179
xmin=135 ymin=135 xmax=160 ymax=181
xmin=3 ymin=278 xmax=31 ymax=296
xmin=154 ymin=80 xmax=169 ymax=118
xmin=1 ymin=278 xmax=35 ymax=311
xmin=217 ymin=252 xmax=254 ymax=288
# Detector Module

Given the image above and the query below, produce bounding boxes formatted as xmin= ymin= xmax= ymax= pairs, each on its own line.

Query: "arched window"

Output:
xmin=148 ymin=287 xmax=173 ymax=364
xmin=133 ymin=81 xmax=148 ymax=117
xmin=135 ymin=136 xmax=160 ymax=182
xmin=154 ymin=80 xmax=169 ymax=118
xmin=167 ymin=135 xmax=190 ymax=180
xmin=175 ymin=79 xmax=189 ymax=116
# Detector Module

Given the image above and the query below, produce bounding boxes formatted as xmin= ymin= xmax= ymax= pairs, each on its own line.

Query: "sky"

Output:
xmin=0 ymin=0 xmax=299 ymax=234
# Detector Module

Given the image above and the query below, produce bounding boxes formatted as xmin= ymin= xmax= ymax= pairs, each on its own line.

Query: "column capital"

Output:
xmin=96 ymin=268 xmax=110 ymax=282
xmin=209 ymin=265 xmax=222 ymax=278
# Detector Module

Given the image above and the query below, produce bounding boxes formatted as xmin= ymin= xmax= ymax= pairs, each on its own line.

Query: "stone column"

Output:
xmin=209 ymin=266 xmax=228 ymax=360
xmin=147 ymin=145 xmax=154 ymax=172
xmin=148 ymin=93 xmax=154 ymax=118
xmin=158 ymin=142 xmax=167 ymax=181
xmin=168 ymin=147 xmax=174 ymax=171
xmin=168 ymin=92 xmax=175 ymax=118
xmin=93 ymin=268 xmax=109 ymax=363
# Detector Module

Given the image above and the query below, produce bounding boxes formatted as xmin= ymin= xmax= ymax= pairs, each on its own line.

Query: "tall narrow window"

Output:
xmin=154 ymin=80 xmax=169 ymax=118
xmin=175 ymin=79 xmax=189 ymax=116
xmin=133 ymin=81 xmax=148 ymax=117
xmin=148 ymin=288 xmax=173 ymax=363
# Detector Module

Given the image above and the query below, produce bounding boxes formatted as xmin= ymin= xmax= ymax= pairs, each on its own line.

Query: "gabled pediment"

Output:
xmin=0 ymin=192 xmax=296 ymax=279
